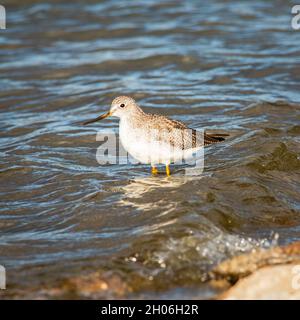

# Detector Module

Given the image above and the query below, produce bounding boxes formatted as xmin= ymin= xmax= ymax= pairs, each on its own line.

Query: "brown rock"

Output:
xmin=220 ymin=264 xmax=300 ymax=300
xmin=212 ymin=242 xmax=300 ymax=282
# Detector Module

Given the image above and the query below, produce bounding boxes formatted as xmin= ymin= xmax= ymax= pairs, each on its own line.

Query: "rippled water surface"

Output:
xmin=1 ymin=0 xmax=300 ymax=298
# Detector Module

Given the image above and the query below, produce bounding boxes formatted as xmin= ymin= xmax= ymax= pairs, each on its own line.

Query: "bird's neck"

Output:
xmin=133 ymin=104 xmax=145 ymax=116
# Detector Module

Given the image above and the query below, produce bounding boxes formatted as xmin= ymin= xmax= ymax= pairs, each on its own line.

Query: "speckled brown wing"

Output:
xmin=139 ymin=114 xmax=228 ymax=150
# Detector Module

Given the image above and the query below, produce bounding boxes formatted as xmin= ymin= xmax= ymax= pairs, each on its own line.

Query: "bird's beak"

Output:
xmin=82 ymin=110 xmax=111 ymax=125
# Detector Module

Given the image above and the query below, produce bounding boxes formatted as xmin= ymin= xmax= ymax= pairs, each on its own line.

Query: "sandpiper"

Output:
xmin=83 ymin=96 xmax=227 ymax=176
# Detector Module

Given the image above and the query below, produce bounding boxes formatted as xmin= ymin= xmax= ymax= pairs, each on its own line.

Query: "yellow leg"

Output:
xmin=151 ymin=166 xmax=158 ymax=175
xmin=166 ymin=164 xmax=171 ymax=176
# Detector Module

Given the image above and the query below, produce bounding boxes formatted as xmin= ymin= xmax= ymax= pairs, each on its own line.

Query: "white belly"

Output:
xmin=119 ymin=120 xmax=201 ymax=165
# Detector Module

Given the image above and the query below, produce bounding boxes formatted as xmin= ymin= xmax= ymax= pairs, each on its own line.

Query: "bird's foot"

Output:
xmin=151 ymin=166 xmax=159 ymax=175
xmin=166 ymin=164 xmax=171 ymax=176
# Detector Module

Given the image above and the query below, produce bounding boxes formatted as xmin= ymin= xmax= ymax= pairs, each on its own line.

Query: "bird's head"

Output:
xmin=83 ymin=96 xmax=138 ymax=125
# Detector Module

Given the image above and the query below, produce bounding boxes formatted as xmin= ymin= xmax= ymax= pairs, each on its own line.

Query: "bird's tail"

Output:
xmin=204 ymin=133 xmax=229 ymax=145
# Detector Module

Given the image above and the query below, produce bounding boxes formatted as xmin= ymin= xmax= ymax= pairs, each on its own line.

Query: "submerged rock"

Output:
xmin=211 ymin=242 xmax=300 ymax=300
xmin=0 ymin=271 xmax=131 ymax=300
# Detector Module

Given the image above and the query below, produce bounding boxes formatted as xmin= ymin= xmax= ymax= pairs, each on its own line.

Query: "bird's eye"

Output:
xmin=120 ymin=103 xmax=125 ymax=108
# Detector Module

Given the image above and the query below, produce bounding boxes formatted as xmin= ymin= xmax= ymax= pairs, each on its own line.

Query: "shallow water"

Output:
xmin=0 ymin=0 xmax=300 ymax=298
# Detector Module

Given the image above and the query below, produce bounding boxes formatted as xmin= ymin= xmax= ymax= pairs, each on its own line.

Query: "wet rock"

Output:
xmin=212 ymin=241 xmax=300 ymax=283
xmin=1 ymin=271 xmax=131 ymax=300
xmin=220 ymin=264 xmax=300 ymax=300
xmin=211 ymin=242 xmax=300 ymax=300
xmin=59 ymin=271 xmax=130 ymax=299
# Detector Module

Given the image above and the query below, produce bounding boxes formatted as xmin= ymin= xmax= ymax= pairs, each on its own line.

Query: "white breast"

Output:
xmin=119 ymin=119 xmax=154 ymax=164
